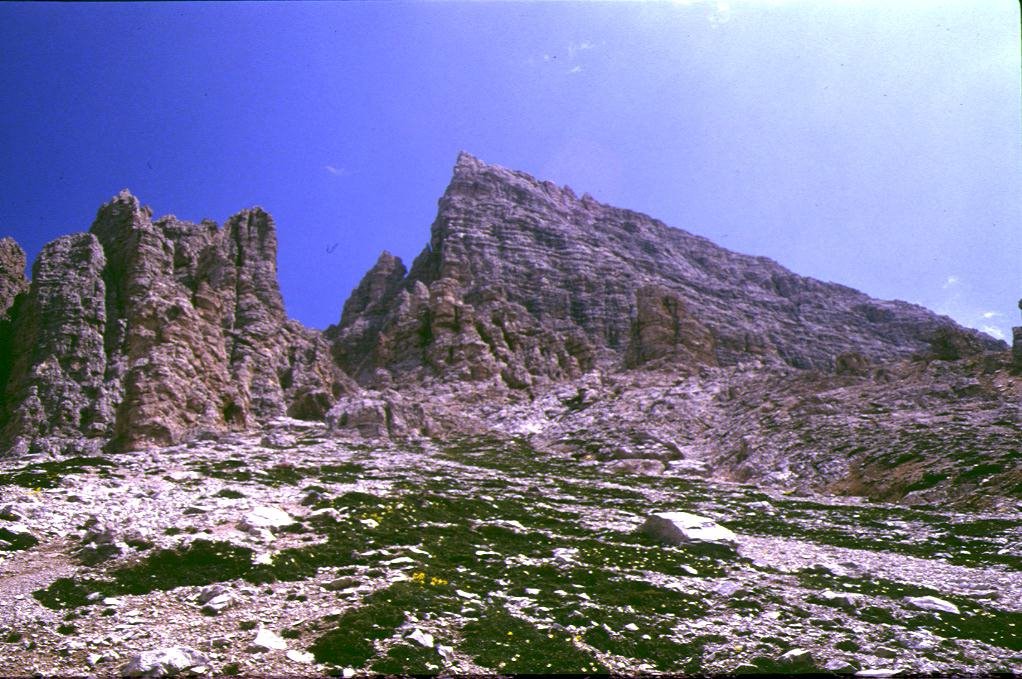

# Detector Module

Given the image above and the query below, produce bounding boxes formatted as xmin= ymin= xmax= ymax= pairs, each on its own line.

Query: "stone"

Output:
xmin=196 ymin=584 xmax=227 ymax=605
xmin=240 ymin=506 xmax=295 ymax=532
xmin=640 ymin=512 xmax=738 ymax=547
xmin=200 ymin=593 xmax=233 ymax=615
xmin=824 ymin=659 xmax=858 ymax=674
xmin=324 ymin=392 xmax=432 ymax=439
xmin=323 ymin=577 xmax=358 ymax=591
xmin=778 ymin=648 xmax=815 ymax=669
xmin=120 ymin=646 xmax=210 ymax=677
xmin=605 ymin=458 xmax=667 ymax=475
xmin=905 ymin=595 xmax=959 ymax=615
xmin=285 ymin=649 xmax=315 ymax=664
xmin=820 ymin=590 xmax=864 ymax=608
xmin=408 ymin=628 xmax=434 ymax=648
xmin=250 ymin=628 xmax=287 ymax=652
xmin=436 ymin=644 xmax=455 ymax=663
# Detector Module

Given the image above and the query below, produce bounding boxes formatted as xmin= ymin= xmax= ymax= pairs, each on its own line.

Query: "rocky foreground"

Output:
xmin=0 ymin=418 xmax=1019 ymax=676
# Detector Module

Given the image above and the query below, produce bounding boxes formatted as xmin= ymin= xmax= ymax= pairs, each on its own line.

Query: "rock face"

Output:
xmin=0 ymin=190 xmax=352 ymax=453
xmin=1 ymin=234 xmax=110 ymax=450
xmin=331 ymin=152 xmax=1001 ymax=389
xmin=1012 ymin=326 xmax=1022 ymax=371
xmin=0 ymin=238 xmax=28 ymax=417
xmin=0 ymin=237 xmax=27 ymax=316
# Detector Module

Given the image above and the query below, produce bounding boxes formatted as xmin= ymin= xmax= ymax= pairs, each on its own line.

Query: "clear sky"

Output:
xmin=1 ymin=1 xmax=1019 ymax=338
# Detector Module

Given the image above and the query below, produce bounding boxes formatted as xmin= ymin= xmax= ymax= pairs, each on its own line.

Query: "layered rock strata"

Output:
xmin=330 ymin=152 xmax=1001 ymax=390
xmin=0 ymin=191 xmax=351 ymax=453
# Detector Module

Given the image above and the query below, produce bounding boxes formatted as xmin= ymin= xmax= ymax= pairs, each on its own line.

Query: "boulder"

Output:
xmin=408 ymin=628 xmax=435 ymax=648
xmin=250 ymin=628 xmax=288 ymax=652
xmin=120 ymin=646 xmax=210 ymax=677
xmin=640 ymin=511 xmax=737 ymax=547
xmin=905 ymin=595 xmax=959 ymax=615
xmin=240 ymin=506 xmax=295 ymax=532
xmin=819 ymin=589 xmax=864 ymax=608
xmin=325 ymin=391 xmax=432 ymax=438
xmin=778 ymin=648 xmax=815 ymax=671
xmin=606 ymin=458 xmax=667 ymax=475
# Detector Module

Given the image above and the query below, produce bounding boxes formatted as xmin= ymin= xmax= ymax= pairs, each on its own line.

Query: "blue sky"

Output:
xmin=1 ymin=1 xmax=1018 ymax=338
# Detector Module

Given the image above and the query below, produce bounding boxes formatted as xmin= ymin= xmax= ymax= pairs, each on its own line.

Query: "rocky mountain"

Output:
xmin=0 ymin=191 xmax=352 ymax=455
xmin=0 ymin=153 xmax=1019 ymax=677
xmin=327 ymin=152 xmax=1002 ymax=389
xmin=0 ymin=153 xmax=1015 ymax=503
xmin=319 ymin=153 xmax=1017 ymax=511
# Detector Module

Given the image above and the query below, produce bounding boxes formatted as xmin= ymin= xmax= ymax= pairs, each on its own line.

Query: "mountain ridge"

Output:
xmin=328 ymin=151 xmax=1002 ymax=387
xmin=0 ymin=152 xmax=1016 ymax=510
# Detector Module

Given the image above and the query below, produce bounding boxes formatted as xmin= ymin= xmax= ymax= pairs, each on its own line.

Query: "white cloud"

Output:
xmin=532 ymin=40 xmax=596 ymax=70
xmin=567 ymin=41 xmax=595 ymax=59
xmin=709 ymin=1 xmax=732 ymax=27
xmin=324 ymin=165 xmax=350 ymax=177
xmin=981 ymin=325 xmax=1006 ymax=341
xmin=981 ymin=310 xmax=1002 ymax=319
xmin=942 ymin=275 xmax=960 ymax=289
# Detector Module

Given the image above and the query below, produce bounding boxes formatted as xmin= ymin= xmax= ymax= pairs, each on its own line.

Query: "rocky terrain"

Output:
xmin=0 ymin=152 xmax=1019 ymax=675
xmin=0 ymin=419 xmax=1019 ymax=676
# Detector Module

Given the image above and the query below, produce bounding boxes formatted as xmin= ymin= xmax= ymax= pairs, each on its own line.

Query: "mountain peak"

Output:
xmin=334 ymin=154 xmax=1004 ymax=389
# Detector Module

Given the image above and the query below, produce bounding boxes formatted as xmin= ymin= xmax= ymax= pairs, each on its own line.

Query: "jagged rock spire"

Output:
xmin=0 ymin=194 xmax=353 ymax=454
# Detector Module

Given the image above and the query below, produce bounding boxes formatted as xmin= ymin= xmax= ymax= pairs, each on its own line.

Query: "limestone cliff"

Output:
xmin=0 ymin=191 xmax=352 ymax=454
xmin=329 ymin=152 xmax=1002 ymax=389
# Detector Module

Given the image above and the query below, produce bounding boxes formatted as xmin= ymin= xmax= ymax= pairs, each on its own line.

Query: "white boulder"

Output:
xmin=120 ymin=646 xmax=210 ymax=677
xmin=641 ymin=512 xmax=737 ymax=546
xmin=408 ymin=628 xmax=434 ymax=648
xmin=286 ymin=649 xmax=315 ymax=664
xmin=820 ymin=589 xmax=864 ymax=608
xmin=906 ymin=595 xmax=959 ymax=615
xmin=240 ymin=506 xmax=295 ymax=532
xmin=250 ymin=628 xmax=288 ymax=652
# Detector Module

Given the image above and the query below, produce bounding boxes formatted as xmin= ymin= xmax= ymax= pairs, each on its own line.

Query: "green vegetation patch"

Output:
xmin=33 ymin=540 xmax=256 ymax=609
xmin=799 ymin=570 xmax=1022 ymax=651
xmin=0 ymin=527 xmax=38 ymax=551
xmin=0 ymin=456 xmax=114 ymax=489
xmin=370 ymin=641 xmax=441 ymax=675
xmin=310 ymin=580 xmax=458 ymax=667
xmin=461 ymin=607 xmax=607 ymax=674
xmin=189 ymin=459 xmax=252 ymax=482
